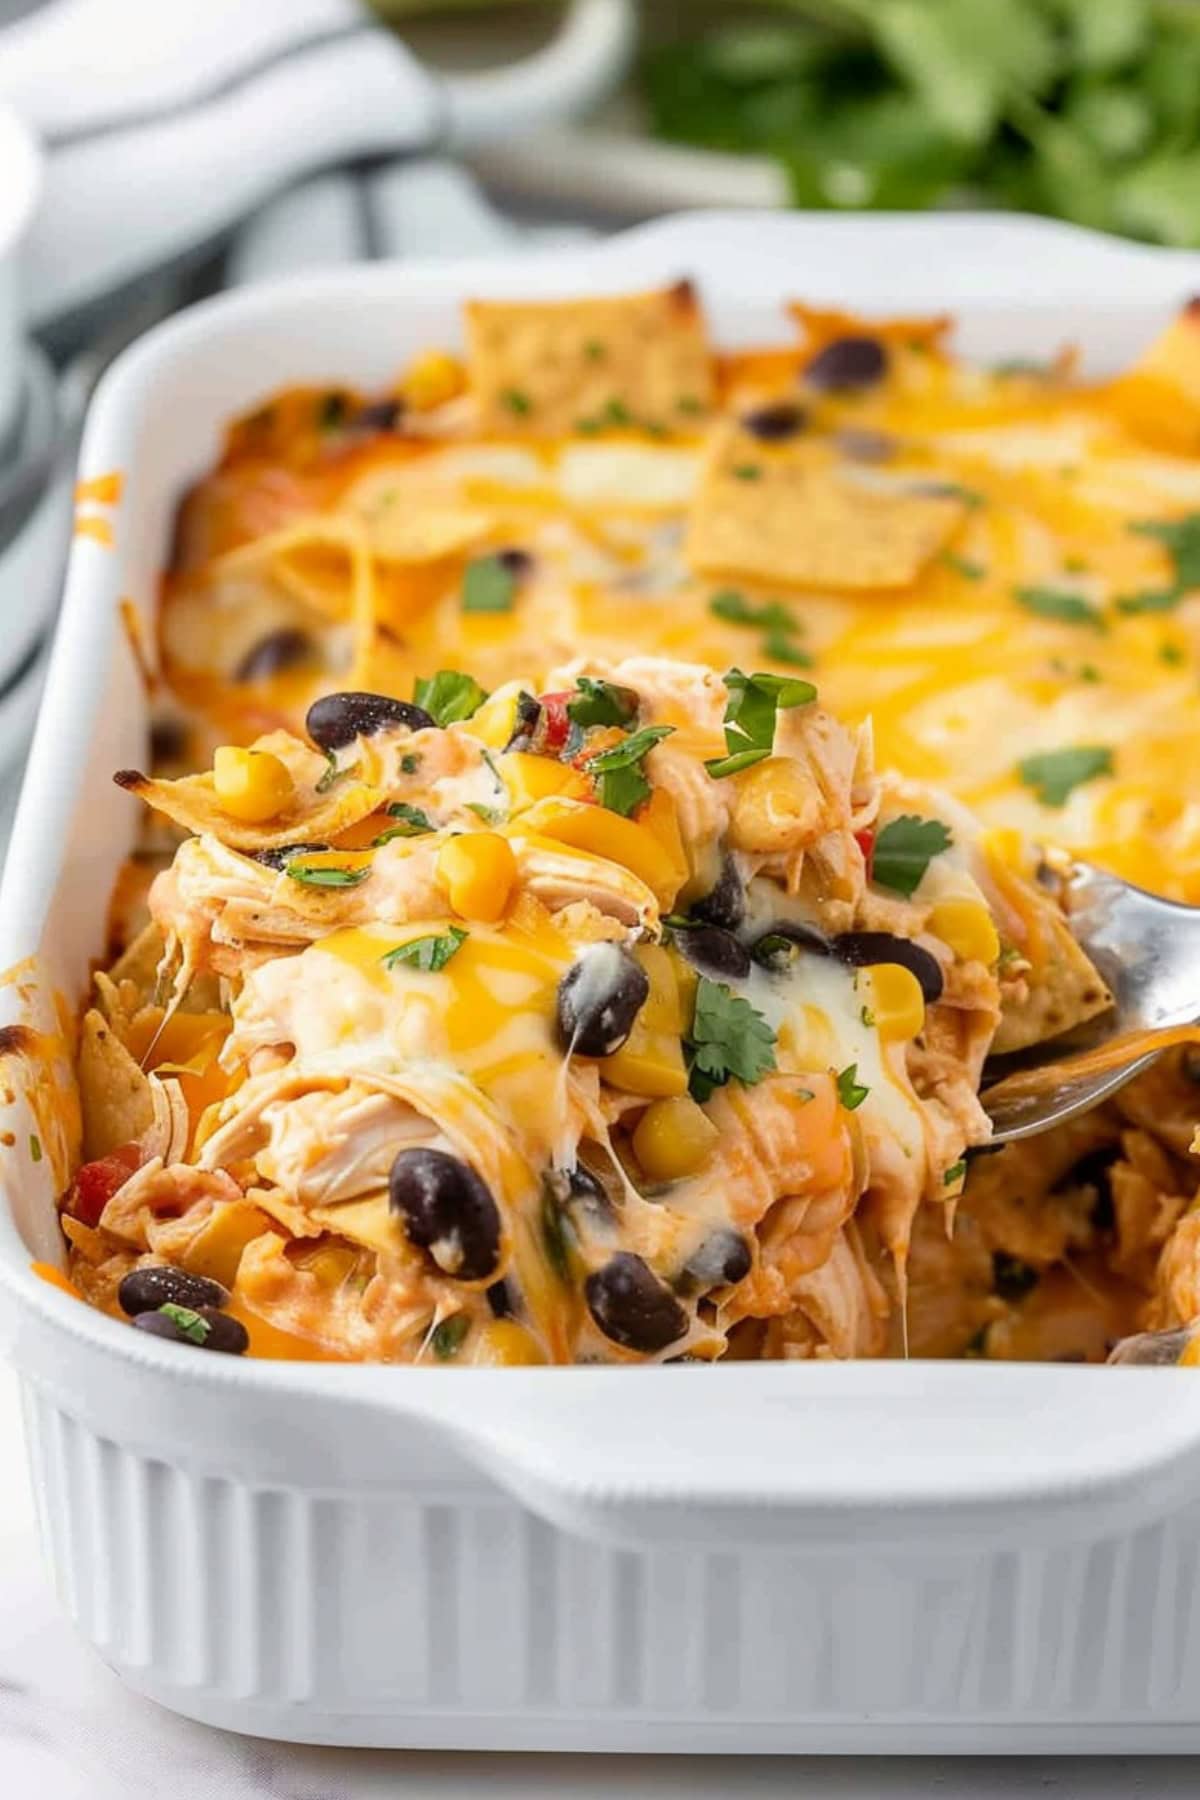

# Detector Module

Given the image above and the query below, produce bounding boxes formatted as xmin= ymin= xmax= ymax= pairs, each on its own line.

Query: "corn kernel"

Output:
xmin=605 ymin=1031 xmax=688 ymax=1098
xmin=474 ymin=1319 xmax=546 ymax=1366
xmin=728 ymin=756 xmax=819 ymax=853
xmin=929 ymin=897 xmax=1000 ymax=966
xmin=501 ymin=751 xmax=589 ymax=811
xmin=632 ymin=1095 xmax=719 ymax=1181
xmin=402 ymin=349 xmax=466 ymax=412
xmin=865 ymin=963 xmax=926 ymax=1042
xmin=437 ymin=831 xmax=517 ymax=921
xmin=212 ymin=746 xmax=294 ymax=822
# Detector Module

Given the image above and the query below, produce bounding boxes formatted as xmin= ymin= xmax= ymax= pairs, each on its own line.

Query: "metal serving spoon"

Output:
xmin=981 ymin=861 xmax=1200 ymax=1144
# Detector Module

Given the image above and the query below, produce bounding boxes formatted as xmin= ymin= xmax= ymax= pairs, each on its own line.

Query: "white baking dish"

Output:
xmin=8 ymin=213 xmax=1200 ymax=1753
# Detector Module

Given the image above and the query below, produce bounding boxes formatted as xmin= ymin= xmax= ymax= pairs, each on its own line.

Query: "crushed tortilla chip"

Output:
xmin=464 ymin=281 xmax=715 ymax=438
xmin=686 ymin=424 xmax=966 ymax=591
xmin=78 ymin=1009 xmax=154 ymax=1159
xmin=114 ymin=728 xmax=383 ymax=851
xmin=993 ymin=902 xmax=1113 ymax=1054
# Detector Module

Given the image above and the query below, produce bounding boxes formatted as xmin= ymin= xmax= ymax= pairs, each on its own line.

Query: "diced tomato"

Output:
xmin=536 ymin=691 xmax=574 ymax=754
xmin=854 ymin=828 xmax=875 ymax=880
xmin=69 ymin=1143 xmax=142 ymax=1227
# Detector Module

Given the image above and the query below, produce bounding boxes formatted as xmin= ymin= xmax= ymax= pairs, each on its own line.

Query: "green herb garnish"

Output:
xmin=317 ymin=391 xmax=348 ymax=431
xmin=870 ymin=815 xmax=953 ymax=898
xmin=382 ymin=927 xmax=467 ymax=975
xmin=836 ymin=1064 xmax=870 ymax=1111
xmin=501 ymin=388 xmax=532 ymax=417
xmin=462 ymin=555 xmax=518 ymax=614
xmin=941 ymin=550 xmax=985 ymax=580
xmin=431 ymin=1314 xmax=471 ymax=1360
xmin=709 ymin=592 xmax=812 ymax=669
xmin=1160 ymin=641 xmax=1186 ymax=667
xmin=732 ymin=462 xmax=763 ymax=481
xmin=413 ymin=670 xmax=488 ymax=726
xmin=29 ymin=1134 xmax=41 ymax=1164
xmin=400 ymin=753 xmax=420 ymax=776
xmin=585 ymin=724 xmax=675 ymax=817
xmin=584 ymin=339 xmax=606 ymax=362
xmin=1114 ymin=587 xmax=1181 ymax=615
xmin=686 ymin=976 xmax=777 ymax=1102
xmin=704 ymin=668 xmax=818 ymax=779
xmin=315 ymin=752 xmax=358 ymax=794
xmin=943 ymin=1159 xmax=967 ymax=1186
xmin=1017 ymin=744 xmax=1113 ymax=807
xmin=466 ymin=803 xmax=505 ymax=825
xmin=1015 ymin=585 xmax=1105 ymax=629
xmin=373 ymin=801 xmax=434 ymax=844
xmin=566 ymin=676 xmax=638 ymax=730
xmin=605 ymin=397 xmax=632 ymax=426
xmin=285 ymin=863 xmax=372 ymax=889
xmin=159 ymin=1303 xmax=211 ymax=1345
xmin=1130 ymin=512 xmax=1200 ymax=592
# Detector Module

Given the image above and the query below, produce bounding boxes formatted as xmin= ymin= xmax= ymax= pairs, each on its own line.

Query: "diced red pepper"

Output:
xmin=854 ymin=828 xmax=875 ymax=880
xmin=69 ymin=1143 xmax=142 ymax=1227
xmin=536 ymin=691 xmax=574 ymax=755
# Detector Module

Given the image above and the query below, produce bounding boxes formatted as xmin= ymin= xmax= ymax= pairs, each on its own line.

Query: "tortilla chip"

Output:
xmin=464 ymin=282 xmax=715 ymax=438
xmin=1106 ymin=298 xmax=1200 ymax=455
xmin=78 ymin=1008 xmax=155 ymax=1159
xmin=686 ymin=425 xmax=966 ymax=591
xmin=308 ymin=1192 xmax=405 ymax=1255
xmin=108 ymin=922 xmax=165 ymax=998
xmin=993 ymin=904 xmax=1113 ymax=1054
xmin=114 ymin=729 xmax=383 ymax=851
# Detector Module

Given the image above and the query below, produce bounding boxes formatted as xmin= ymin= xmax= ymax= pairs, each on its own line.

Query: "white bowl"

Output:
xmin=6 ymin=214 xmax=1200 ymax=1753
xmin=0 ymin=346 xmax=71 ymax=694
xmin=0 ymin=107 xmax=41 ymax=444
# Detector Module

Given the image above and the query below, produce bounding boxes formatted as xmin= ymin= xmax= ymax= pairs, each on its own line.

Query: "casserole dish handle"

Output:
xmin=413 ymin=1363 xmax=1200 ymax=1553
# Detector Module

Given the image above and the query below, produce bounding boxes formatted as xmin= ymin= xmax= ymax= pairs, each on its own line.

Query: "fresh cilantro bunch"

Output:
xmin=641 ymin=1 xmax=1200 ymax=247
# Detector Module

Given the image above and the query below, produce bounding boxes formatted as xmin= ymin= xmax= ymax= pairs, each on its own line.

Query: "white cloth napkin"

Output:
xmin=0 ymin=0 xmax=444 ymax=326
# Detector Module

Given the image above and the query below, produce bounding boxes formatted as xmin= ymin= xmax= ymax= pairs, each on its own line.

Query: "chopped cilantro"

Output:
xmin=763 ymin=632 xmax=814 ymax=667
xmin=871 ymin=815 xmax=953 ymax=898
xmin=732 ymin=462 xmax=763 ymax=481
xmin=413 ymin=670 xmax=487 ymax=726
xmin=860 ymin=1004 xmax=876 ymax=1028
xmin=541 ymin=1187 xmax=576 ymax=1282
xmin=382 ymin=927 xmax=467 ymax=974
xmin=1015 ymin=586 xmax=1105 ymax=629
xmin=500 ymin=388 xmax=532 ymax=417
xmin=400 ymin=753 xmax=420 ymax=775
xmin=584 ymin=339 xmax=606 ymax=362
xmin=709 ymin=590 xmax=795 ymax=632
xmin=677 ymin=395 xmax=704 ymax=416
xmin=943 ymin=1159 xmax=967 ymax=1187
xmin=159 ymin=1303 xmax=211 ymax=1345
xmin=1017 ymin=745 xmax=1113 ymax=808
xmin=373 ymin=802 xmax=433 ymax=844
xmin=1160 ymin=641 xmax=1186 ymax=667
xmin=836 ymin=1064 xmax=870 ymax=1111
xmin=1114 ymin=588 xmax=1180 ymax=616
xmin=315 ymin=752 xmax=357 ymax=794
xmin=567 ymin=677 xmax=638 ymax=730
xmin=1079 ymin=664 xmax=1101 ymax=684
xmin=940 ymin=550 xmax=984 ymax=581
xmin=585 ymin=724 xmax=674 ymax=817
xmin=431 ymin=1314 xmax=470 ymax=1360
xmin=462 ymin=555 xmax=518 ymax=614
xmin=285 ymin=863 xmax=371 ymax=889
xmin=704 ymin=668 xmax=817 ymax=780
xmin=575 ymin=416 xmax=603 ymax=436
xmin=922 ymin=480 xmax=985 ymax=508
xmin=1130 ymin=512 xmax=1200 ymax=592
xmin=29 ymin=1134 xmax=41 ymax=1164
xmin=686 ymin=976 xmax=777 ymax=1101
xmin=466 ymin=802 xmax=505 ymax=825
xmin=604 ymin=398 xmax=632 ymax=427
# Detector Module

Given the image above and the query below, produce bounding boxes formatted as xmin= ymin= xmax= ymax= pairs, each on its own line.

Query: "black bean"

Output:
xmin=556 ymin=945 xmax=649 ymax=1057
xmin=119 ymin=1265 xmax=229 ymax=1316
xmin=832 ymin=931 xmax=945 ymax=1003
xmin=389 ymin=1146 xmax=502 ymax=1282
xmin=1052 ymin=1143 xmax=1120 ymax=1231
xmin=684 ymin=1228 xmax=752 ymax=1289
xmin=804 ymin=335 xmax=889 ymax=392
xmin=993 ymin=1251 xmax=1039 ymax=1302
xmin=235 ymin=627 xmax=315 ymax=683
xmin=250 ymin=842 xmax=329 ymax=872
xmin=503 ymin=689 xmax=542 ymax=751
xmin=566 ymin=1161 xmax=615 ymax=1230
xmin=496 ymin=547 xmax=534 ymax=578
xmin=585 ymin=1252 xmax=688 ymax=1353
xmin=306 ymin=690 xmax=435 ymax=751
xmin=690 ymin=855 xmax=745 ymax=931
xmin=197 ymin=1308 xmax=250 ymax=1354
xmin=740 ymin=401 xmax=806 ymax=441
xmin=486 ymin=1280 xmax=513 ymax=1319
xmin=751 ymin=920 xmax=833 ymax=970
xmin=671 ymin=923 xmax=751 ymax=982
xmin=353 ymin=397 xmax=404 ymax=433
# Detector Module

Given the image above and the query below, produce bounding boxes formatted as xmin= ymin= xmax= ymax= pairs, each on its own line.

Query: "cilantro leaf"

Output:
xmin=382 ymin=927 xmax=467 ymax=974
xmin=836 ymin=1064 xmax=870 ymax=1111
xmin=315 ymin=752 xmax=358 ymax=794
xmin=941 ymin=550 xmax=985 ymax=580
xmin=1114 ymin=587 xmax=1181 ymax=615
xmin=1130 ymin=512 xmax=1200 ymax=592
xmin=159 ymin=1303 xmax=211 ymax=1344
xmin=871 ymin=815 xmax=953 ymax=898
xmin=585 ymin=724 xmax=674 ymax=817
xmin=462 ymin=555 xmax=518 ymax=614
xmin=430 ymin=1314 xmax=470 ymax=1360
xmin=372 ymin=802 xmax=433 ymax=846
xmin=709 ymin=590 xmax=795 ymax=631
xmin=566 ymin=677 xmax=638 ymax=730
xmin=943 ymin=1159 xmax=967 ymax=1186
xmin=686 ymin=976 xmax=777 ymax=1100
xmin=285 ymin=863 xmax=371 ymax=889
xmin=1014 ymin=585 xmax=1105 ymax=628
xmin=705 ymin=667 xmax=818 ymax=779
xmin=413 ymin=670 xmax=488 ymax=726
xmin=763 ymin=632 xmax=814 ymax=668
xmin=1017 ymin=744 xmax=1113 ymax=807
